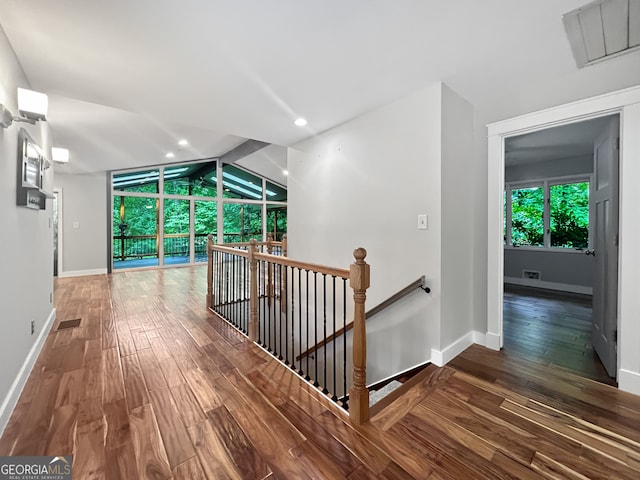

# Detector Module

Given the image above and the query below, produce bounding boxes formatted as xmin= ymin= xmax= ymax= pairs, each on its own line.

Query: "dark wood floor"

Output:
xmin=1 ymin=267 xmax=639 ymax=479
xmin=503 ymin=285 xmax=615 ymax=386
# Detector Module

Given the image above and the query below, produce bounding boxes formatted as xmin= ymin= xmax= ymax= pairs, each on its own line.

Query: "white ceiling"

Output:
xmin=0 ymin=0 xmax=633 ymax=175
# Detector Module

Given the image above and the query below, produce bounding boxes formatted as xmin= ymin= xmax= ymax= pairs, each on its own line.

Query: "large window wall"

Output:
xmin=111 ymin=159 xmax=286 ymax=270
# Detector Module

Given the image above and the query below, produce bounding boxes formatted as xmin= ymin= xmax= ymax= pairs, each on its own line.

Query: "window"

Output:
xmin=111 ymin=160 xmax=286 ymax=270
xmin=505 ymin=177 xmax=589 ymax=249
xmin=550 ymin=182 xmax=589 ymax=248
xmin=510 ymin=186 xmax=544 ymax=247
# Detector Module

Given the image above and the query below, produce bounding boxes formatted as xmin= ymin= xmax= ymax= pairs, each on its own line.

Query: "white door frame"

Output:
xmin=486 ymin=85 xmax=640 ymax=395
xmin=53 ymin=187 xmax=63 ymax=276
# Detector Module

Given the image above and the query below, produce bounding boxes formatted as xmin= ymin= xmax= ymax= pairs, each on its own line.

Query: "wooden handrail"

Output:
xmin=206 ymin=234 xmax=371 ymax=424
xmin=365 ymin=276 xmax=428 ymax=318
xmin=208 ymin=242 xmax=347 ymax=278
xmin=296 ymin=277 xmax=429 ymax=361
xmin=253 ymin=252 xmax=350 ymax=279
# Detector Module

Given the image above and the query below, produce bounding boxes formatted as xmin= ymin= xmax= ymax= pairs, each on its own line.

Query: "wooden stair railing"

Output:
xmin=296 ymin=276 xmax=430 ymax=362
xmin=206 ymin=235 xmax=371 ymax=424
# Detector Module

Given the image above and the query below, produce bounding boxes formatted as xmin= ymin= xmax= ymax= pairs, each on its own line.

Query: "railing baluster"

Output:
xmin=323 ymin=273 xmax=328 ymax=395
xmin=314 ymin=272 xmax=319 ymax=387
xmin=305 ymin=269 xmax=310 ymax=381
xmin=343 ymin=278 xmax=348 ymax=409
xmin=278 ymin=263 xmax=283 ymax=360
xmin=267 ymin=260 xmax=273 ymax=351
xmin=298 ymin=269 xmax=303 ymax=376
xmin=332 ymin=276 xmax=337 ymax=402
xmin=290 ymin=267 xmax=296 ymax=371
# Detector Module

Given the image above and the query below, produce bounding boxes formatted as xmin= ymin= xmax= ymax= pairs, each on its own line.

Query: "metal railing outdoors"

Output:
xmin=207 ymin=234 xmax=371 ymax=424
xmin=112 ymin=233 xmax=268 ymax=261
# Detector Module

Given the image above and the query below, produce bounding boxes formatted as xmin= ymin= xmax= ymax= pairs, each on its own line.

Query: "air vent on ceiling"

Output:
xmin=563 ymin=0 xmax=640 ymax=68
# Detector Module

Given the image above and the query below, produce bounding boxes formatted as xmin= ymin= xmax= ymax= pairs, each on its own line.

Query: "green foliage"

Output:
xmin=507 ymin=181 xmax=589 ymax=249
xmin=511 ymin=187 xmax=544 ymax=246
xmin=195 ymin=201 xmax=217 ymax=234
xmin=223 ymin=203 xmax=262 ymax=242
xmin=550 ymin=182 xmax=589 ymax=248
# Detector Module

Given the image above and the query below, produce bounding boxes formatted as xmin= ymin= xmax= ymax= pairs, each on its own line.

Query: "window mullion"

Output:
xmin=543 ymin=180 xmax=550 ymax=248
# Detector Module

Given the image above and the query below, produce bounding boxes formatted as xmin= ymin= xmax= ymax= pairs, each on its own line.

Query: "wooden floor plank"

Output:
xmin=148 ymin=388 xmax=196 ymax=468
xmin=105 ymin=442 xmax=138 ymax=480
xmin=73 ymin=419 xmax=106 ymax=480
xmin=172 ymin=456 xmax=208 ymax=480
xmin=129 ymin=403 xmax=172 ymax=480
xmin=207 ymin=406 xmax=272 ymax=479
xmin=122 ymin=354 xmax=149 ymax=412
xmin=102 ymin=347 xmax=126 ymax=403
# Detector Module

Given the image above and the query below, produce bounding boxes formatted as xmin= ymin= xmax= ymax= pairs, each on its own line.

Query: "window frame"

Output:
xmin=504 ymin=173 xmax=592 ymax=253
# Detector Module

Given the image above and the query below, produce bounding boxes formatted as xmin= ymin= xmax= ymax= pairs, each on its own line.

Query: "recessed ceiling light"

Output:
xmin=178 ymin=139 xmax=188 ymax=146
xmin=294 ymin=118 xmax=307 ymax=127
xmin=166 ymin=152 xmax=175 ymax=158
xmin=283 ymin=170 xmax=289 ymax=176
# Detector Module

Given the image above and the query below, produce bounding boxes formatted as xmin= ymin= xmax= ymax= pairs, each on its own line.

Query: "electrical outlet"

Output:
xmin=30 ymin=320 xmax=35 ymax=335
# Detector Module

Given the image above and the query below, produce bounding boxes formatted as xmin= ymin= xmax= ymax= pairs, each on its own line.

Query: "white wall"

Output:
xmin=288 ymin=82 xmax=478 ymax=382
xmin=0 ymin=26 xmax=55 ymax=434
xmin=440 ymin=84 xmax=474 ymax=350
xmin=288 ymin=83 xmax=443 ymax=382
xmin=54 ymin=172 xmax=108 ymax=276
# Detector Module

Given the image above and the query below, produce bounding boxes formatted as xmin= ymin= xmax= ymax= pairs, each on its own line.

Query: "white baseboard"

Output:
xmin=59 ymin=268 xmax=107 ymax=278
xmin=485 ymin=332 xmax=501 ymax=351
xmin=504 ymin=277 xmax=592 ymax=295
xmin=472 ymin=331 xmax=486 ymax=347
xmin=0 ymin=308 xmax=56 ymax=437
xmin=431 ymin=330 xmax=485 ymax=367
xmin=618 ymin=369 xmax=640 ymax=396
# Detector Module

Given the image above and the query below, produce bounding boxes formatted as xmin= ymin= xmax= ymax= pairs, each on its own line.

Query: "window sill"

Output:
xmin=504 ymin=246 xmax=588 ymax=254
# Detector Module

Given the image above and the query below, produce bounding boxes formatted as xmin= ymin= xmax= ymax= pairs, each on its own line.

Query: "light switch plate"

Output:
xmin=418 ymin=214 xmax=428 ymax=230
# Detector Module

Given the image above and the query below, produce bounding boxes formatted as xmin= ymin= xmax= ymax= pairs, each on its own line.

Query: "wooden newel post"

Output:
xmin=248 ymin=238 xmax=259 ymax=341
xmin=266 ymin=232 xmax=274 ymax=254
xmin=349 ymin=247 xmax=370 ymax=425
xmin=206 ymin=234 xmax=214 ymax=309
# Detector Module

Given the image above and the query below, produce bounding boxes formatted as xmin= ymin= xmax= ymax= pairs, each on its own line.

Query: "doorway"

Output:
xmin=501 ymin=115 xmax=619 ymax=383
xmin=486 ymin=86 xmax=640 ymax=395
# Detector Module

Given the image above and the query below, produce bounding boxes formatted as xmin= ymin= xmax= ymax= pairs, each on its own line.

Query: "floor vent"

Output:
xmin=57 ymin=319 xmax=81 ymax=330
xmin=523 ymin=270 xmax=541 ymax=280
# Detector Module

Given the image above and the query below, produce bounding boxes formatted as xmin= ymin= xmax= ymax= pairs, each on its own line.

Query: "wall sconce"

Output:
xmin=52 ymin=147 xmax=69 ymax=164
xmin=0 ymin=87 xmax=48 ymax=129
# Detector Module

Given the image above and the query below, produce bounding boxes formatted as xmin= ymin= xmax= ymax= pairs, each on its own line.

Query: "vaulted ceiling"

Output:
xmin=0 ymin=0 xmax=637 ymax=175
